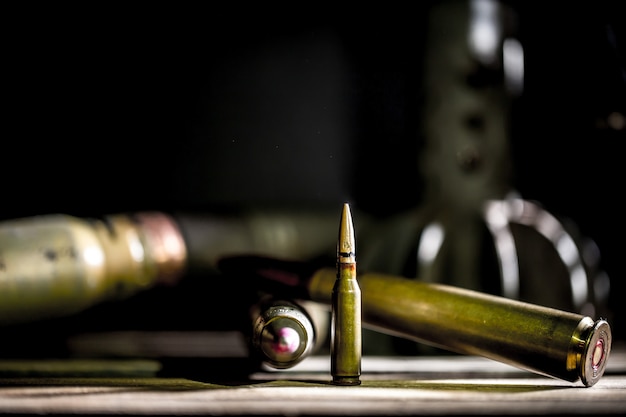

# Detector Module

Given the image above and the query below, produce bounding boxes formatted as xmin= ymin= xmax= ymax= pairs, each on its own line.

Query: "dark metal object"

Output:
xmin=331 ymin=203 xmax=362 ymax=385
xmin=217 ymin=255 xmax=612 ymax=387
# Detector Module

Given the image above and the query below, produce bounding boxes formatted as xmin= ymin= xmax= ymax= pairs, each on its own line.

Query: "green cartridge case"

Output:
xmin=310 ymin=268 xmax=611 ymax=387
xmin=331 ymin=263 xmax=362 ymax=385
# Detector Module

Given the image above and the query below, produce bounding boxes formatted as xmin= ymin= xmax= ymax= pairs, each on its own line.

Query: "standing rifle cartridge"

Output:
xmin=331 ymin=203 xmax=362 ymax=385
xmin=0 ymin=212 xmax=187 ymax=326
xmin=217 ymin=255 xmax=612 ymax=387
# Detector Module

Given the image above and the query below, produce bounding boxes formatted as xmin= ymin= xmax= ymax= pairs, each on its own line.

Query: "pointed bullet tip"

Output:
xmin=338 ymin=203 xmax=355 ymax=259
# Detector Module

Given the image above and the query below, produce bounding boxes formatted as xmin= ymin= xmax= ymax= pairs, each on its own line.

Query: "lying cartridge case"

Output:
xmin=0 ymin=212 xmax=187 ymax=325
xmin=312 ymin=268 xmax=611 ymax=387
xmin=217 ymin=255 xmax=612 ymax=387
xmin=250 ymin=297 xmax=317 ymax=369
xmin=0 ymin=208 xmax=345 ymax=328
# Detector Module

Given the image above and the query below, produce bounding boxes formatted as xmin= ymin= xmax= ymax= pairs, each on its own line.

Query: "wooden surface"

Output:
xmin=0 ymin=346 xmax=624 ymax=416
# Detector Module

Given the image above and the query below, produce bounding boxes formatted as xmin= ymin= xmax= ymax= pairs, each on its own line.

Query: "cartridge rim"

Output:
xmin=580 ymin=319 xmax=611 ymax=387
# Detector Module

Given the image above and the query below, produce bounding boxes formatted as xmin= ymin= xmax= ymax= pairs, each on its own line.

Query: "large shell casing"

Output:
xmin=0 ymin=212 xmax=187 ymax=325
xmin=310 ymin=268 xmax=611 ymax=387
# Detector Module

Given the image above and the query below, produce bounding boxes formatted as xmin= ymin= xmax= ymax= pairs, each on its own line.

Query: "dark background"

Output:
xmin=2 ymin=1 xmax=625 ymax=345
